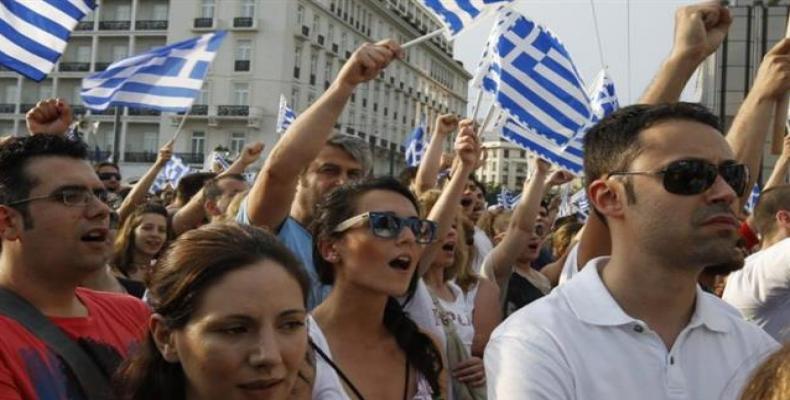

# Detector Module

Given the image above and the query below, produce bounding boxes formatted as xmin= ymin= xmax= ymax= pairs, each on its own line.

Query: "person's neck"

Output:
xmin=760 ymin=231 xmax=788 ymax=251
xmin=313 ymin=280 xmax=391 ymax=343
xmin=0 ymin=251 xmax=87 ymax=317
xmin=514 ymin=260 xmax=534 ymax=274
xmin=423 ymin=264 xmax=445 ymax=288
xmin=601 ymin=240 xmax=699 ymax=350
xmin=132 ymin=250 xmax=153 ymax=267
xmin=289 ymin=201 xmax=312 ymax=228
xmin=81 ymin=265 xmax=125 ymax=294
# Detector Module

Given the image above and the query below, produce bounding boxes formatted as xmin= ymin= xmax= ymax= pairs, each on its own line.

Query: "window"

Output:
xmin=152 ymin=4 xmax=168 ymax=20
xmin=328 ymin=24 xmax=335 ymax=44
xmin=307 ymin=92 xmax=316 ymax=106
xmin=340 ymin=32 xmax=347 ymax=54
xmin=116 ymin=4 xmax=131 ymax=20
xmin=297 ymin=4 xmax=304 ymax=25
xmin=191 ymin=131 xmax=205 ymax=154
xmin=293 ymin=46 xmax=302 ymax=79
xmin=504 ymin=149 xmax=509 ymax=158
xmin=236 ymin=40 xmax=252 ymax=60
xmin=112 ymin=45 xmax=127 ymax=62
xmin=71 ymin=86 xmax=82 ymax=104
xmin=232 ymin=83 xmax=249 ymax=105
xmin=324 ymin=60 xmax=333 ymax=83
xmin=76 ymin=45 xmax=91 ymax=62
xmin=312 ymin=15 xmax=320 ymax=37
xmin=230 ymin=132 xmax=246 ymax=155
xmin=291 ymin=87 xmax=300 ymax=110
xmin=201 ymin=0 xmax=214 ymax=18
xmin=310 ymin=53 xmax=318 ymax=85
xmin=38 ymin=83 xmax=53 ymax=100
xmin=143 ymin=132 xmax=158 ymax=152
xmin=240 ymin=0 xmax=255 ymax=18
xmin=197 ymin=82 xmax=210 ymax=105
xmin=4 ymin=86 xmax=16 ymax=103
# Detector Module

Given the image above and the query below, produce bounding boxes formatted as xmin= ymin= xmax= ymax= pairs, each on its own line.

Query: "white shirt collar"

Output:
xmin=563 ymin=257 xmax=730 ymax=333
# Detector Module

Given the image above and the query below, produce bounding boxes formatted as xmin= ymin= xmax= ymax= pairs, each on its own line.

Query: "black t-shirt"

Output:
xmin=503 ymin=272 xmax=546 ymax=317
xmin=117 ymin=277 xmax=146 ymax=299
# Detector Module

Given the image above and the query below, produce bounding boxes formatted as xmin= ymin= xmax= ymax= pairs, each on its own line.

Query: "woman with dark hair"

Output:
xmin=111 ymin=203 xmax=171 ymax=290
xmin=115 ymin=223 xmax=311 ymax=400
xmin=308 ymin=123 xmax=481 ymax=399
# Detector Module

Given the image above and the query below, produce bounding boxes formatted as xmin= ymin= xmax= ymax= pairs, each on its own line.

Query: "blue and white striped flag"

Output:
xmin=501 ymin=117 xmax=584 ymax=175
xmin=81 ymin=31 xmax=227 ymax=111
xmin=744 ymin=184 xmax=761 ymax=214
xmin=588 ymin=69 xmax=620 ymax=123
xmin=152 ymin=155 xmax=192 ymax=193
xmin=571 ymin=189 xmax=590 ymax=220
xmin=0 ymin=0 xmax=97 ymax=81
xmin=404 ymin=123 xmax=427 ymax=167
xmin=421 ymin=0 xmax=513 ymax=38
xmin=497 ymin=187 xmax=520 ymax=209
xmin=479 ymin=8 xmax=593 ymax=147
xmin=212 ymin=151 xmax=230 ymax=171
xmin=243 ymin=170 xmax=258 ymax=185
xmin=276 ymin=94 xmax=296 ymax=134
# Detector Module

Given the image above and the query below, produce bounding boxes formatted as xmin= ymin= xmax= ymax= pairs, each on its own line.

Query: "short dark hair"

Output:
xmin=203 ymin=173 xmax=245 ymax=202
xmin=583 ymin=102 xmax=721 ymax=185
xmin=175 ymin=172 xmax=215 ymax=204
xmin=0 ymin=135 xmax=88 ymax=221
xmin=95 ymin=161 xmax=120 ymax=173
xmin=469 ymin=174 xmax=487 ymax=197
xmin=752 ymin=184 xmax=790 ymax=238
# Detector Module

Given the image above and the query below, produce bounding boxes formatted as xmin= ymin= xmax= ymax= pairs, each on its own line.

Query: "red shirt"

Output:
xmin=0 ymin=288 xmax=150 ymax=400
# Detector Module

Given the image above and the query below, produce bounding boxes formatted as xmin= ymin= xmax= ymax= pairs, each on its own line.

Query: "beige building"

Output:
xmin=478 ymin=138 xmax=532 ymax=191
xmin=0 ymin=0 xmax=471 ymax=179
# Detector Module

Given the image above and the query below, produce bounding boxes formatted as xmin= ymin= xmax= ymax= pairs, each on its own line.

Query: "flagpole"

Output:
xmin=171 ymin=99 xmax=195 ymax=143
xmin=478 ymin=102 xmax=497 ymax=138
xmin=112 ymin=106 xmax=122 ymax=164
xmin=588 ymin=0 xmax=606 ymax=69
xmin=470 ymin=89 xmax=485 ymax=123
xmin=402 ymin=28 xmax=446 ymax=49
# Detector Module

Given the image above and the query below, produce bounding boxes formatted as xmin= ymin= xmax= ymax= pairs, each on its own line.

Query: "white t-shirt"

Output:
xmin=485 ymin=257 xmax=779 ymax=400
xmin=402 ymin=279 xmax=446 ymax=352
xmin=435 ymin=281 xmax=478 ymax=354
xmin=471 ymin=227 xmax=494 ymax=274
xmin=557 ymin=242 xmax=580 ymax=286
xmin=723 ymin=238 xmax=790 ymax=342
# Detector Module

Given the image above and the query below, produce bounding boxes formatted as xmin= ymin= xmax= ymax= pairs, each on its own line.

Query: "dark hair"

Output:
xmin=397 ymin=166 xmax=419 ymax=188
xmin=752 ymin=184 xmax=790 ymax=238
xmin=469 ymin=174 xmax=487 ymax=197
xmin=0 ymin=135 xmax=88 ymax=222
xmin=112 ymin=203 xmax=172 ymax=278
xmin=115 ymin=223 xmax=309 ymax=400
xmin=310 ymin=176 xmax=443 ymax=394
xmin=584 ymin=102 xmax=721 ymax=185
xmin=203 ymin=173 xmax=246 ymax=202
xmin=95 ymin=161 xmax=120 ymax=173
xmin=175 ymin=172 xmax=215 ymax=204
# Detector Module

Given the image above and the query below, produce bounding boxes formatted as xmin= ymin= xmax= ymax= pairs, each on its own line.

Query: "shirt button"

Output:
xmin=670 ymin=356 xmax=675 ymax=365
xmin=633 ymin=325 xmax=644 ymax=333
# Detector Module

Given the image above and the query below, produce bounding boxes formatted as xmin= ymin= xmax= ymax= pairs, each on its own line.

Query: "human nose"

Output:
xmin=248 ymin=326 xmax=284 ymax=368
xmin=706 ymin=173 xmax=738 ymax=207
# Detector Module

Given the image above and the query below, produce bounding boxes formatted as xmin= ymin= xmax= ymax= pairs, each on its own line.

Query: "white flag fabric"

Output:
xmin=0 ymin=0 xmax=97 ymax=81
xmin=276 ymin=94 xmax=296 ymax=134
xmin=81 ymin=31 xmax=227 ymax=111
xmin=501 ymin=117 xmax=584 ymax=175
xmin=404 ymin=124 xmax=427 ymax=167
xmin=588 ymin=69 xmax=620 ymax=123
xmin=420 ymin=0 xmax=513 ymax=38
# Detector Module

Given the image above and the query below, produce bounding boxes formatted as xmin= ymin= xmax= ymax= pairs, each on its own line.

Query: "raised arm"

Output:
xmin=418 ymin=120 xmax=481 ymax=275
xmin=117 ymin=141 xmax=172 ymax=222
xmin=26 ymin=98 xmax=73 ymax=136
xmin=223 ymin=142 xmax=264 ymax=177
xmin=727 ymin=38 xmax=790 ymax=205
xmin=414 ymin=114 xmax=458 ymax=194
xmin=245 ymin=40 xmax=403 ymax=229
xmin=765 ymin=135 xmax=790 ymax=190
xmin=640 ymin=3 xmax=731 ymax=104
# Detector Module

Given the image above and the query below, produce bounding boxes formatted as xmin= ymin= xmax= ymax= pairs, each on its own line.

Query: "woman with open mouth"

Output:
xmin=111 ymin=203 xmax=172 ymax=295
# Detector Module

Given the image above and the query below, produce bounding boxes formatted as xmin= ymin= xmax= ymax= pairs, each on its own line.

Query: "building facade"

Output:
xmin=0 ymin=0 xmax=471 ymax=179
xmin=479 ymin=139 xmax=532 ymax=191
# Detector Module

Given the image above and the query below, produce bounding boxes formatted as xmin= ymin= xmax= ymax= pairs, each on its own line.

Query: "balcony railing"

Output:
xmin=127 ymin=108 xmax=161 ymax=116
xmin=59 ymin=62 xmax=90 ymax=72
xmin=124 ymin=152 xmax=158 ymax=162
xmin=175 ymin=152 xmax=205 ymax=164
xmin=135 ymin=20 xmax=168 ymax=30
xmin=234 ymin=60 xmax=250 ymax=71
xmin=178 ymin=104 xmax=208 ymax=115
xmin=233 ymin=17 xmax=253 ymax=28
xmin=0 ymin=104 xmax=16 ymax=113
xmin=19 ymin=103 xmax=36 ymax=113
xmin=99 ymin=20 xmax=131 ymax=30
xmin=71 ymin=105 xmax=87 ymax=115
xmin=94 ymin=62 xmax=111 ymax=71
xmin=194 ymin=18 xmax=213 ymax=28
xmin=75 ymin=21 xmax=93 ymax=30
xmin=217 ymin=105 xmax=249 ymax=116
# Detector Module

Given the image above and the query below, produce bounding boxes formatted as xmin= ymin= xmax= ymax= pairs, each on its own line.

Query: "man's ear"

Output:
xmin=150 ymin=314 xmax=180 ymax=363
xmin=588 ymin=179 xmax=626 ymax=220
xmin=0 ymin=205 xmax=24 ymax=241
xmin=203 ymin=199 xmax=221 ymax=217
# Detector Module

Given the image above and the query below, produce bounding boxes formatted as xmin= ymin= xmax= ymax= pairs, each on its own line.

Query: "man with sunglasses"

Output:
xmin=485 ymin=103 xmax=779 ymax=399
xmin=95 ymin=162 xmax=123 ymax=194
xmin=0 ymin=134 xmax=149 ymax=399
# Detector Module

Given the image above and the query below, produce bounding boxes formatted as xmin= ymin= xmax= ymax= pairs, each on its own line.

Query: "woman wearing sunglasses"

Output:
xmin=481 ymin=158 xmax=573 ymax=317
xmin=308 ymin=124 xmax=481 ymax=399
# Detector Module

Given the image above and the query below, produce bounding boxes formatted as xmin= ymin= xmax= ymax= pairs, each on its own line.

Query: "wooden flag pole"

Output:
xmin=478 ymin=102 xmax=498 ymax=138
xmin=402 ymin=28 xmax=446 ymax=49
xmin=771 ymin=14 xmax=790 ymax=155
xmin=470 ymin=89 xmax=485 ymax=122
xmin=171 ymin=99 xmax=196 ymax=143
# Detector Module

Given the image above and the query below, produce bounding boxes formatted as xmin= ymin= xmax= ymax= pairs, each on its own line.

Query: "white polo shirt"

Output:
xmin=722 ymin=238 xmax=790 ymax=342
xmin=485 ymin=257 xmax=779 ymax=400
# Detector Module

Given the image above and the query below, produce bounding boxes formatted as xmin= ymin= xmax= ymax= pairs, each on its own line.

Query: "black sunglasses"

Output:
xmin=98 ymin=172 xmax=121 ymax=181
xmin=334 ymin=211 xmax=438 ymax=244
xmin=608 ymin=159 xmax=748 ymax=197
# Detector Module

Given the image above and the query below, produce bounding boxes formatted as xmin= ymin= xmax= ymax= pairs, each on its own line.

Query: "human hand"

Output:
xmin=434 ymin=114 xmax=459 ymax=137
xmin=155 ymin=140 xmax=173 ymax=167
xmin=533 ymin=158 xmax=552 ymax=176
xmin=750 ymin=39 xmax=790 ymax=101
xmin=546 ymin=170 xmax=574 ymax=187
xmin=336 ymin=40 xmax=403 ymax=88
xmin=240 ymin=142 xmax=265 ymax=165
xmin=671 ymin=3 xmax=731 ymax=63
xmin=453 ymin=356 xmax=486 ymax=388
xmin=26 ymin=98 xmax=73 ymax=136
xmin=454 ymin=120 xmax=481 ymax=170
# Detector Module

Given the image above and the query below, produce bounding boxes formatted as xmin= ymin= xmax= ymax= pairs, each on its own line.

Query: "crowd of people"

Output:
xmin=0 ymin=2 xmax=788 ymax=400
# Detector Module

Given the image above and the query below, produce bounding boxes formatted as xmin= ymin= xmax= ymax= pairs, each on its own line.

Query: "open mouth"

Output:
xmin=441 ymin=242 xmax=455 ymax=253
xmin=388 ymin=255 xmax=412 ymax=270
xmin=81 ymin=229 xmax=108 ymax=243
xmin=460 ymin=198 xmax=473 ymax=207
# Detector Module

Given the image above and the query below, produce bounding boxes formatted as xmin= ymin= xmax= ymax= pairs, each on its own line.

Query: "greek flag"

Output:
xmin=212 ymin=151 xmax=230 ymax=171
xmin=421 ymin=0 xmax=513 ymax=37
xmin=571 ymin=189 xmax=590 ymax=220
xmin=276 ymin=94 xmax=296 ymax=134
xmin=0 ymin=0 xmax=97 ymax=81
xmin=497 ymin=187 xmax=520 ymax=209
xmin=404 ymin=124 xmax=427 ymax=167
xmin=479 ymin=8 xmax=592 ymax=147
xmin=557 ymin=184 xmax=573 ymax=217
xmin=243 ymin=170 xmax=258 ymax=185
xmin=81 ymin=31 xmax=227 ymax=111
xmin=588 ymin=69 xmax=619 ymax=122
xmin=152 ymin=155 xmax=192 ymax=193
xmin=501 ymin=117 xmax=584 ymax=175
xmin=744 ymin=184 xmax=761 ymax=214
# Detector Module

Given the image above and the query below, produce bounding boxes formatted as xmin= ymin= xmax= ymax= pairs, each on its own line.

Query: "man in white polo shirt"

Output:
xmin=723 ymin=185 xmax=790 ymax=341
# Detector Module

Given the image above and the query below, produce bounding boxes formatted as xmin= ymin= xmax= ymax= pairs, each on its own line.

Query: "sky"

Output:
xmin=452 ymin=0 xmax=698 ymax=115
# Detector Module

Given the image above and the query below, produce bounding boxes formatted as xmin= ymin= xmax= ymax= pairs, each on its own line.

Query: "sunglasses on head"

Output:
xmin=608 ymin=159 xmax=748 ymax=197
xmin=98 ymin=172 xmax=121 ymax=181
xmin=333 ymin=211 xmax=438 ymax=244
